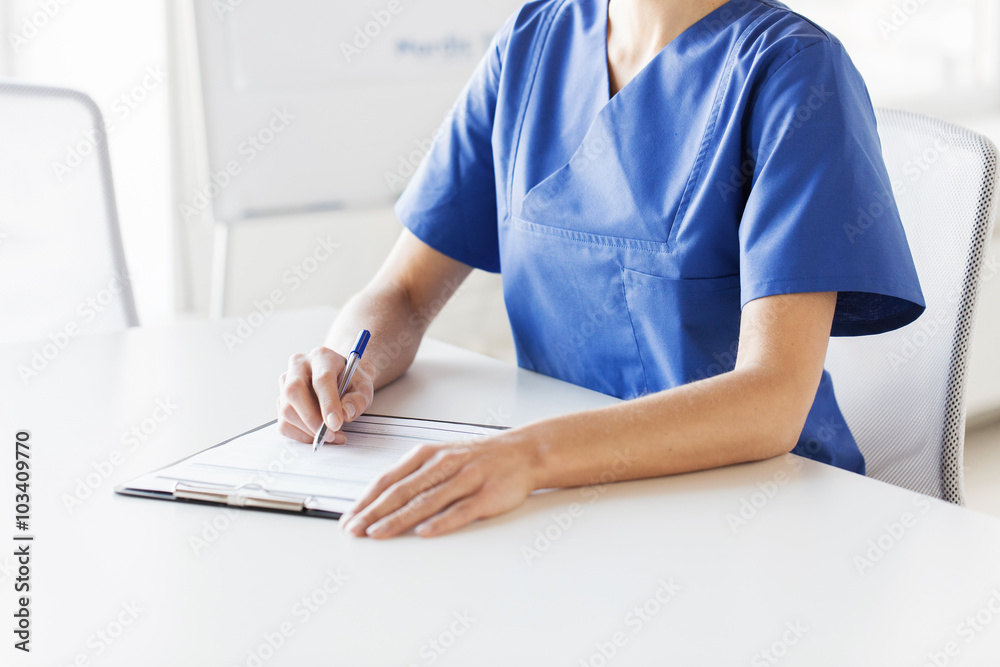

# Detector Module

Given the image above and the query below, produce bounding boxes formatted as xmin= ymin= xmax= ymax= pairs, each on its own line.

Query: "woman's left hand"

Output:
xmin=338 ymin=431 xmax=540 ymax=539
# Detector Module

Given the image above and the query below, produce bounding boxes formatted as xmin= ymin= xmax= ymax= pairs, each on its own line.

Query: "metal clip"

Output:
xmin=173 ymin=481 xmax=308 ymax=512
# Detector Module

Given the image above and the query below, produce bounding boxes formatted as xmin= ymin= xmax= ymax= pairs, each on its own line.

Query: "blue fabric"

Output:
xmin=395 ymin=0 xmax=926 ymax=475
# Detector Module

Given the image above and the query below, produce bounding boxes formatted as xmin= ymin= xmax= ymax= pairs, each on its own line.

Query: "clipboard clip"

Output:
xmin=173 ymin=481 xmax=310 ymax=512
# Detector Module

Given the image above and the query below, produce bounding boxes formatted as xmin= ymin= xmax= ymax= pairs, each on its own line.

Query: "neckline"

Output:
xmin=601 ymin=0 xmax=748 ymax=101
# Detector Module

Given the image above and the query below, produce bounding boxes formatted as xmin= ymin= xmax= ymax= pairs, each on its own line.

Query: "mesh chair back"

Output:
xmin=825 ymin=109 xmax=998 ymax=504
xmin=0 ymin=81 xmax=137 ymax=344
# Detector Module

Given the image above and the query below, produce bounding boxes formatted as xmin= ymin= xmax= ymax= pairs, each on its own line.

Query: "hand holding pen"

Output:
xmin=313 ymin=330 xmax=371 ymax=451
xmin=276 ymin=329 xmax=374 ymax=447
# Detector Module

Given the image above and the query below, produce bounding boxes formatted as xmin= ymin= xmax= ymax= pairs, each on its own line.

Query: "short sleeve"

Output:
xmin=393 ymin=19 xmax=513 ymax=273
xmin=739 ymin=39 xmax=925 ymax=336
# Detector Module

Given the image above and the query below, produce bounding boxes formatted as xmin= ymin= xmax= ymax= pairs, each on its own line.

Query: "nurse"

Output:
xmin=278 ymin=0 xmax=924 ymax=538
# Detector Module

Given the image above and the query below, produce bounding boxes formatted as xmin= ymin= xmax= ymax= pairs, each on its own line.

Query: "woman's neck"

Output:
xmin=607 ymin=0 xmax=730 ymax=94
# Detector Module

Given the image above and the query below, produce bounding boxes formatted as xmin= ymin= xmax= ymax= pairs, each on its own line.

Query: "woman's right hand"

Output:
xmin=277 ymin=346 xmax=375 ymax=445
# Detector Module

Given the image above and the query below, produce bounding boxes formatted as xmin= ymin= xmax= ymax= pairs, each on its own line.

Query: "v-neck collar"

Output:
xmin=601 ymin=0 xmax=750 ymax=102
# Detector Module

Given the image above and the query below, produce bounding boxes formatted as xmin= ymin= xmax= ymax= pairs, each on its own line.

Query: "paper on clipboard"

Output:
xmin=115 ymin=414 xmax=507 ymax=518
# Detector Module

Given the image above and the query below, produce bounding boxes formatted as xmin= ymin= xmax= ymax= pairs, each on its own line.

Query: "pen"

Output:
xmin=313 ymin=329 xmax=371 ymax=452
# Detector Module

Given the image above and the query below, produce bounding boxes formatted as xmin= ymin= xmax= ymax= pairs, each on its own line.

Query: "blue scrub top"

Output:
xmin=395 ymin=0 xmax=925 ymax=474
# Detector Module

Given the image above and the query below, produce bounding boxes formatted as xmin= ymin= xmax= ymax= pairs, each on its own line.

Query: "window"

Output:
xmin=791 ymin=0 xmax=1000 ymax=115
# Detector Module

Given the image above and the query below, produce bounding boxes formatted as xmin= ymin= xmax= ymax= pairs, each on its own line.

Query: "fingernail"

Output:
xmin=344 ymin=403 xmax=356 ymax=420
xmin=415 ymin=523 xmax=430 ymax=536
xmin=325 ymin=412 xmax=340 ymax=429
xmin=345 ymin=519 xmax=365 ymax=536
xmin=366 ymin=522 xmax=387 ymax=537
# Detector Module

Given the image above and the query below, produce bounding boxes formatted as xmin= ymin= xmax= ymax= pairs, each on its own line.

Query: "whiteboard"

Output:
xmin=193 ymin=0 xmax=523 ymax=221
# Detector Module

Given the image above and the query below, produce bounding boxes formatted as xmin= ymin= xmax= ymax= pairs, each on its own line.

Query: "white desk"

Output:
xmin=3 ymin=307 xmax=1000 ymax=666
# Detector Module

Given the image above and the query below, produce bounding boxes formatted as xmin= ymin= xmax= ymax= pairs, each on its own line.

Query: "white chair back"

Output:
xmin=825 ymin=109 xmax=998 ymax=504
xmin=0 ymin=81 xmax=137 ymax=345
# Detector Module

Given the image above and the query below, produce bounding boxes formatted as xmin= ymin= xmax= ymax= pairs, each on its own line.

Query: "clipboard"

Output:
xmin=115 ymin=414 xmax=507 ymax=520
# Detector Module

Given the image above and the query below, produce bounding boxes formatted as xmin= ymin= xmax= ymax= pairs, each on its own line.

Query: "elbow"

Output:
xmin=764 ymin=420 xmax=807 ymax=460
xmin=742 ymin=371 xmax=817 ymax=461
xmin=743 ymin=422 xmax=803 ymax=463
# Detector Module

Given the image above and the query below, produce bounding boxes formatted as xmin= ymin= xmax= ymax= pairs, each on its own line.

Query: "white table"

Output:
xmin=3 ymin=307 xmax=1000 ymax=666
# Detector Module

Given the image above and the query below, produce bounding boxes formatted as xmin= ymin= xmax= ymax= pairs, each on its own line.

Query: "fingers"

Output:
xmin=414 ymin=497 xmax=483 ymax=538
xmin=276 ymin=409 xmax=312 ymax=444
xmin=281 ymin=353 xmax=324 ymax=435
xmin=339 ymin=372 xmax=374 ymax=423
xmin=276 ymin=416 xmax=345 ymax=445
xmin=365 ymin=467 xmax=483 ymax=539
xmin=277 ymin=377 xmax=314 ymax=436
xmin=277 ymin=346 xmax=372 ymax=447
xmin=339 ymin=443 xmax=452 ymax=528
xmin=308 ymin=348 xmax=348 ymax=432
xmin=342 ymin=446 xmax=477 ymax=537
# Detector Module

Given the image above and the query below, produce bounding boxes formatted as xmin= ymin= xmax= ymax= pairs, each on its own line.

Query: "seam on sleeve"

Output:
xmin=749 ymin=39 xmax=839 ymax=161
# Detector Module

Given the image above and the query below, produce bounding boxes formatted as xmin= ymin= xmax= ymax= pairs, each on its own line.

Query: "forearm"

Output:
xmin=520 ymin=366 xmax=816 ymax=490
xmin=337 ymin=292 xmax=835 ymax=539
xmin=325 ymin=283 xmax=426 ymax=391
xmin=323 ymin=230 xmax=472 ymax=392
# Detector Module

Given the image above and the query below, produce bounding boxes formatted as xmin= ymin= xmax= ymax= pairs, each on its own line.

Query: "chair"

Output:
xmin=825 ymin=109 xmax=999 ymax=504
xmin=0 ymin=81 xmax=138 ymax=345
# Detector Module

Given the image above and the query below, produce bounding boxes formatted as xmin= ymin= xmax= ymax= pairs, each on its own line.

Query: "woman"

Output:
xmin=278 ymin=0 xmax=924 ymax=538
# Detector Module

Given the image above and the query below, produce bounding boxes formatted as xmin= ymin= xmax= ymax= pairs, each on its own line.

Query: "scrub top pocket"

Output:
xmin=622 ymin=269 xmax=742 ymax=391
xmin=500 ymin=215 xmax=653 ymax=400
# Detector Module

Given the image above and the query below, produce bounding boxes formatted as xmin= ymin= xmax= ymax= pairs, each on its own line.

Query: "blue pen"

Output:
xmin=313 ymin=329 xmax=371 ymax=452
